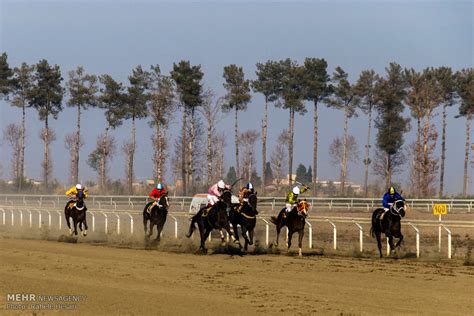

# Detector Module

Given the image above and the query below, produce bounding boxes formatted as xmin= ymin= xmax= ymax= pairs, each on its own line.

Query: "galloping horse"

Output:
xmin=143 ymin=193 xmax=169 ymax=241
xmin=370 ymin=199 xmax=406 ymax=258
xmin=229 ymin=193 xmax=258 ymax=251
xmin=270 ymin=199 xmax=310 ymax=256
xmin=186 ymin=189 xmax=240 ymax=252
xmin=64 ymin=191 xmax=88 ymax=237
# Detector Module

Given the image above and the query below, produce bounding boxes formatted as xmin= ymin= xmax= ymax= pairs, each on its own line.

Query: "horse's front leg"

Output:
xmin=148 ymin=223 xmax=154 ymax=239
xmin=200 ymin=227 xmax=211 ymax=252
xmin=73 ymin=220 xmax=79 ymax=236
xmin=143 ymin=216 xmax=148 ymax=237
xmin=298 ymin=229 xmax=304 ymax=257
xmin=388 ymin=235 xmax=396 ymax=255
xmin=394 ymin=233 xmax=404 ymax=250
xmin=275 ymin=225 xmax=281 ymax=247
xmin=231 ymin=222 xmax=240 ymax=245
xmin=82 ymin=217 xmax=88 ymax=236
xmin=224 ymin=222 xmax=240 ymax=248
xmin=375 ymin=232 xmax=383 ymax=258
xmin=287 ymin=230 xmax=294 ymax=253
xmin=241 ymin=225 xmax=251 ymax=251
xmin=65 ymin=214 xmax=73 ymax=236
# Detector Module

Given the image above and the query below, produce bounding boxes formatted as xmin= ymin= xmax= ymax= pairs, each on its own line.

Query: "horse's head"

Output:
xmin=391 ymin=200 xmax=406 ymax=218
xmin=248 ymin=193 xmax=258 ymax=211
xmin=220 ymin=189 xmax=232 ymax=206
xmin=297 ymin=199 xmax=310 ymax=218
xmin=159 ymin=193 xmax=169 ymax=209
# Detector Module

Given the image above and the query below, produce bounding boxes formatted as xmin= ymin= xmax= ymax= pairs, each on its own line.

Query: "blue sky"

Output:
xmin=0 ymin=0 xmax=473 ymax=195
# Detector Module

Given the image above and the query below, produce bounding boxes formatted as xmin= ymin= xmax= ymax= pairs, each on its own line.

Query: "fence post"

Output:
xmin=46 ymin=211 xmax=51 ymax=228
xmin=386 ymin=238 xmax=390 ymax=256
xmin=11 ymin=209 xmax=14 ymax=226
xmin=441 ymin=224 xmax=452 ymax=259
xmin=56 ymin=210 xmax=62 ymax=230
xmin=26 ymin=209 xmax=32 ymax=228
xmin=89 ymin=211 xmax=95 ymax=232
xmin=125 ymin=212 xmax=133 ymax=235
xmin=1 ymin=208 xmax=5 ymax=225
xmin=101 ymin=211 xmax=108 ymax=234
xmin=19 ymin=209 xmax=23 ymax=227
xmin=408 ymin=222 xmax=420 ymax=258
xmin=305 ymin=220 xmax=313 ymax=249
xmin=35 ymin=210 xmax=41 ymax=228
xmin=327 ymin=219 xmax=337 ymax=250
xmin=115 ymin=213 xmax=120 ymax=235
xmin=261 ymin=218 xmax=269 ymax=246
xmin=169 ymin=215 xmax=178 ymax=239
xmin=353 ymin=222 xmax=363 ymax=252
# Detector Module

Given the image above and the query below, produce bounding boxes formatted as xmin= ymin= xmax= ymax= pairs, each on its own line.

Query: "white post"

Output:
xmin=354 ymin=222 xmax=363 ymax=252
xmin=261 ymin=218 xmax=269 ymax=246
xmin=115 ymin=213 xmax=120 ymax=235
xmin=113 ymin=201 xmax=117 ymax=210
xmin=386 ymin=238 xmax=390 ymax=256
xmin=46 ymin=211 xmax=51 ymax=228
xmin=327 ymin=220 xmax=337 ymax=250
xmin=408 ymin=222 xmax=420 ymax=258
xmin=441 ymin=224 xmax=452 ymax=259
xmin=438 ymin=214 xmax=442 ymax=252
xmin=90 ymin=211 xmax=95 ymax=232
xmin=175 ymin=218 xmax=178 ymax=239
xmin=56 ymin=210 xmax=62 ymax=230
xmin=26 ymin=209 xmax=32 ymax=228
xmin=126 ymin=212 xmax=133 ymax=234
xmin=305 ymin=220 xmax=313 ymax=249
xmin=36 ymin=210 xmax=41 ymax=228
xmin=1 ymin=208 xmax=5 ymax=225
xmin=102 ymin=212 xmax=108 ymax=234
xmin=19 ymin=209 xmax=23 ymax=227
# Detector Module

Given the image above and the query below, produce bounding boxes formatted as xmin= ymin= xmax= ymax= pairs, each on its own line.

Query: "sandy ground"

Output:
xmin=1 ymin=237 xmax=473 ymax=316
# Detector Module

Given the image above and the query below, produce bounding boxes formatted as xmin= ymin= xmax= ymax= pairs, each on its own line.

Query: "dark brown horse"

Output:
xmin=229 ymin=193 xmax=258 ymax=251
xmin=186 ymin=190 xmax=240 ymax=252
xmin=64 ymin=191 xmax=88 ymax=237
xmin=270 ymin=200 xmax=310 ymax=256
xmin=143 ymin=193 xmax=169 ymax=241
xmin=370 ymin=199 xmax=406 ymax=258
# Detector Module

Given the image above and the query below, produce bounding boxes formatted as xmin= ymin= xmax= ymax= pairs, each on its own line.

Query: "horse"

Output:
xmin=270 ymin=199 xmax=310 ymax=256
xmin=186 ymin=189 xmax=240 ymax=252
xmin=143 ymin=193 xmax=169 ymax=241
xmin=370 ymin=199 xmax=406 ymax=258
xmin=229 ymin=192 xmax=258 ymax=251
xmin=64 ymin=191 xmax=88 ymax=237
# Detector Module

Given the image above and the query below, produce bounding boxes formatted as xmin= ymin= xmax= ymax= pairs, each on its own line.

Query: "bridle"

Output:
xmin=297 ymin=200 xmax=310 ymax=217
xmin=390 ymin=200 xmax=405 ymax=217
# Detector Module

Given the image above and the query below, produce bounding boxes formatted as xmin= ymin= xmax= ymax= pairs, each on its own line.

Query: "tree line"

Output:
xmin=0 ymin=52 xmax=473 ymax=197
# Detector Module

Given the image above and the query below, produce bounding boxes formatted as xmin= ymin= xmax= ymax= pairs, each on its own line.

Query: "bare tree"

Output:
xmin=2 ymin=123 xmax=22 ymax=182
xmin=270 ymin=130 xmax=289 ymax=192
xmin=199 ymin=89 xmax=222 ymax=186
xmin=87 ymin=133 xmax=116 ymax=191
xmin=373 ymin=149 xmax=406 ymax=186
xmin=212 ymin=132 xmax=227 ymax=182
xmin=64 ymin=133 xmax=84 ymax=184
xmin=39 ymin=127 xmax=56 ymax=185
xmin=240 ymin=130 xmax=260 ymax=182
xmin=329 ymin=135 xmax=360 ymax=185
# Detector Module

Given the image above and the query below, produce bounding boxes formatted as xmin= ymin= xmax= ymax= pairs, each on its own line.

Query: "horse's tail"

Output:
xmin=370 ymin=209 xmax=380 ymax=238
xmin=186 ymin=213 xmax=199 ymax=238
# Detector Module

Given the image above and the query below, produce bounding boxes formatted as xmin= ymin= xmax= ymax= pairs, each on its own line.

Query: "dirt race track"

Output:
xmin=1 ymin=238 xmax=473 ymax=315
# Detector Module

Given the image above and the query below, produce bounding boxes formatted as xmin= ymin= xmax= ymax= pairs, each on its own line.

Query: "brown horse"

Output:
xmin=270 ymin=200 xmax=310 ymax=256
xmin=64 ymin=191 xmax=88 ymax=237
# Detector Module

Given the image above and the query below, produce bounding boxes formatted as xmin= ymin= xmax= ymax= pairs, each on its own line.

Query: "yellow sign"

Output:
xmin=433 ymin=204 xmax=447 ymax=215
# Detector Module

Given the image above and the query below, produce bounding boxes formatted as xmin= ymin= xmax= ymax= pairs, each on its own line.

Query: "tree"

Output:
xmin=0 ymin=52 xmax=14 ymax=97
xmin=275 ymin=59 xmax=306 ymax=186
xmin=200 ymin=89 xmax=222 ymax=185
xmin=212 ymin=132 xmax=227 ymax=182
xmin=66 ymin=66 xmax=98 ymax=184
xmin=305 ymin=166 xmax=313 ymax=185
xmin=327 ymin=67 xmax=359 ymax=195
xmin=123 ymin=65 xmax=150 ymax=194
xmin=270 ymin=130 xmax=289 ymax=192
xmin=2 ymin=123 xmax=21 ymax=182
xmin=303 ymin=57 xmax=331 ymax=195
xmin=354 ymin=69 xmax=380 ymax=196
xmin=295 ymin=164 xmax=307 ymax=184
xmin=405 ymin=68 xmax=443 ymax=197
xmin=171 ymin=60 xmax=204 ymax=195
xmin=373 ymin=63 xmax=410 ymax=188
xmin=10 ymin=62 xmax=34 ymax=192
xmin=222 ymin=64 xmax=252 ymax=181
xmin=329 ymin=135 xmax=360 ymax=187
xmin=252 ymin=60 xmax=280 ymax=195
xmin=265 ymin=161 xmax=274 ymax=187
xmin=455 ymin=68 xmax=474 ymax=196
xmin=28 ymin=59 xmax=64 ymax=188
xmin=87 ymin=133 xmax=116 ymax=191
xmin=239 ymin=129 xmax=259 ymax=183
xmin=225 ymin=166 xmax=237 ymax=185
xmin=97 ymin=74 xmax=126 ymax=191
xmin=435 ymin=67 xmax=456 ymax=197
xmin=148 ymin=65 xmax=175 ymax=182
xmin=64 ymin=133 xmax=84 ymax=184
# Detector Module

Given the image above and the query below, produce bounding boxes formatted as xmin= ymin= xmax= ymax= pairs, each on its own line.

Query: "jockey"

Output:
xmin=237 ymin=182 xmax=255 ymax=213
xmin=147 ymin=183 xmax=168 ymax=213
xmin=205 ymin=180 xmax=231 ymax=215
xmin=382 ymin=186 xmax=405 ymax=214
xmin=284 ymin=185 xmax=308 ymax=217
xmin=65 ymin=183 xmax=88 ymax=209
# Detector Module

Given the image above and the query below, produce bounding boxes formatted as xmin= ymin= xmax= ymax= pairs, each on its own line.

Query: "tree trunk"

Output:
xmin=19 ymin=102 xmax=26 ymax=192
xmin=363 ymin=107 xmax=372 ymax=197
xmin=439 ymin=103 xmax=447 ymax=197
xmin=100 ymin=127 xmax=109 ymax=192
xmin=43 ymin=116 xmax=49 ymax=188
xmin=341 ymin=108 xmax=349 ymax=196
xmin=261 ymin=98 xmax=268 ymax=194
xmin=188 ymin=109 xmax=195 ymax=192
xmin=288 ymin=108 xmax=295 ymax=187
xmin=73 ymin=105 xmax=81 ymax=184
xmin=421 ymin=113 xmax=431 ymax=197
xmin=207 ymin=110 xmax=213 ymax=186
xmin=181 ymin=109 xmax=187 ymax=195
xmin=416 ymin=116 xmax=422 ymax=197
xmin=463 ymin=115 xmax=471 ymax=196
xmin=235 ymin=107 xmax=240 ymax=179
xmin=153 ymin=123 xmax=161 ymax=181
xmin=158 ymin=133 xmax=166 ymax=182
xmin=386 ymin=153 xmax=392 ymax=188
xmin=313 ymin=101 xmax=318 ymax=196
xmin=128 ymin=116 xmax=136 ymax=195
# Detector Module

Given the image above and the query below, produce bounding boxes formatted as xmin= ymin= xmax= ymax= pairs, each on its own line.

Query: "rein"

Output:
xmin=390 ymin=200 xmax=404 ymax=217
